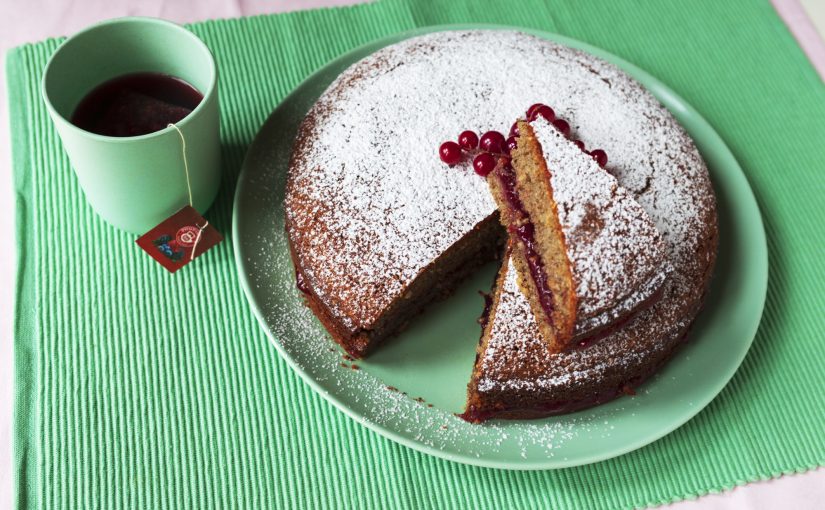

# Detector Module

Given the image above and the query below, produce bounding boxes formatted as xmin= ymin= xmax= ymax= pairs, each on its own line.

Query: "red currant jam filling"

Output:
xmin=496 ymin=163 xmax=557 ymax=327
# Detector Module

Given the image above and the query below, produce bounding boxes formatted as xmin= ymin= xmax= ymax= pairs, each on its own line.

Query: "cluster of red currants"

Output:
xmin=438 ymin=103 xmax=608 ymax=177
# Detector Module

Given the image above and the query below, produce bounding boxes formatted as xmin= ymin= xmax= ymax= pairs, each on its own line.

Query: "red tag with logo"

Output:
xmin=136 ymin=206 xmax=222 ymax=273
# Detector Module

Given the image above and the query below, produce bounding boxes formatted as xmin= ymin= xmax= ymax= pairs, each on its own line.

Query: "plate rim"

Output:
xmin=232 ymin=23 xmax=769 ymax=470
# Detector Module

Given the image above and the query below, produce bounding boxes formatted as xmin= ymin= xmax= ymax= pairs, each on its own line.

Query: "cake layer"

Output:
xmin=528 ymin=118 xmax=670 ymax=340
xmin=487 ymin=152 xmax=577 ymax=353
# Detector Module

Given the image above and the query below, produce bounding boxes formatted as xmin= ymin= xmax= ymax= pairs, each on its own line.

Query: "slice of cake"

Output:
xmin=485 ymin=113 xmax=670 ymax=352
xmin=485 ymin=144 xmax=577 ymax=353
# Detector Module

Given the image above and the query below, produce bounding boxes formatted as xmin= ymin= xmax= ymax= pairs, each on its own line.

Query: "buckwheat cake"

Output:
xmin=284 ymin=30 xmax=717 ymax=421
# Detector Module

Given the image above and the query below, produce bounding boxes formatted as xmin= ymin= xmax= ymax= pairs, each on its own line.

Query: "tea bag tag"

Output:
xmin=137 ymin=205 xmax=222 ymax=273
xmin=136 ymin=123 xmax=222 ymax=273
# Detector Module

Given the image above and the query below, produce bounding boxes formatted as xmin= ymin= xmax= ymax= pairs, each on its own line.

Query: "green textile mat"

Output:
xmin=10 ymin=0 xmax=825 ymax=508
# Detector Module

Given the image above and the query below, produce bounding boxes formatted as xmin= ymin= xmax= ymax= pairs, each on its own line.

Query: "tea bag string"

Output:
xmin=168 ymin=123 xmax=194 ymax=207
xmin=168 ymin=123 xmax=207 ymax=260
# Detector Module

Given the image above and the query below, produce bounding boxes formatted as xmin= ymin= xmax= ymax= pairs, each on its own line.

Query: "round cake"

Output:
xmin=285 ymin=30 xmax=717 ymax=420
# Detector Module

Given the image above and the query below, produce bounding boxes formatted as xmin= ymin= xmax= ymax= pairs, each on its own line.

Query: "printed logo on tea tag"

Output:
xmin=136 ymin=205 xmax=222 ymax=273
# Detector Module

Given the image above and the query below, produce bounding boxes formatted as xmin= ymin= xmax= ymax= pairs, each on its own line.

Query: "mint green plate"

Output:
xmin=232 ymin=25 xmax=767 ymax=470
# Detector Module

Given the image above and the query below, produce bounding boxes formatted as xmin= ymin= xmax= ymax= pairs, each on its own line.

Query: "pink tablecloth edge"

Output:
xmin=772 ymin=0 xmax=825 ymax=80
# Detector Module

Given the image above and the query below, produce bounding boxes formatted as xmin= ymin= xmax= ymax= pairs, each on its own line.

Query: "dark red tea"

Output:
xmin=71 ymin=72 xmax=203 ymax=137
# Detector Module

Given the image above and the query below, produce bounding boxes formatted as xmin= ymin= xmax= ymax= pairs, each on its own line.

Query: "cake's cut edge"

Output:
xmin=288 ymin=212 xmax=504 ymax=358
xmin=461 ymin=242 xmax=512 ymax=423
xmin=512 ymin=120 xmax=580 ymax=347
xmin=460 ymin=252 xmax=701 ymax=423
xmin=485 ymin=121 xmax=578 ymax=353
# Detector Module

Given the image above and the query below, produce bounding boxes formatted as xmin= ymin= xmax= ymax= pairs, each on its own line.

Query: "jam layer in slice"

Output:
xmin=487 ymin=121 xmax=578 ymax=353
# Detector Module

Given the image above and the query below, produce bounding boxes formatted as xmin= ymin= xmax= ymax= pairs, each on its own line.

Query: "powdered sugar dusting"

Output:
xmin=286 ymin=30 xmax=713 ymax=333
xmin=531 ymin=118 xmax=670 ymax=337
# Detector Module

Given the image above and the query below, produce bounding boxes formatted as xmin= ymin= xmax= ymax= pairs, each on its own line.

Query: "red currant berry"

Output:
xmin=572 ymin=139 xmax=585 ymax=151
xmin=504 ymin=136 xmax=518 ymax=155
xmin=439 ymin=141 xmax=462 ymax=165
xmin=458 ymin=130 xmax=479 ymax=151
xmin=526 ymin=103 xmax=545 ymax=119
xmin=529 ymin=105 xmax=555 ymax=123
xmin=509 ymin=122 xmax=520 ymax=138
xmin=589 ymin=149 xmax=608 ymax=168
xmin=473 ymin=152 xmax=497 ymax=177
xmin=479 ymin=131 xmax=505 ymax=154
xmin=552 ymin=119 xmax=570 ymax=137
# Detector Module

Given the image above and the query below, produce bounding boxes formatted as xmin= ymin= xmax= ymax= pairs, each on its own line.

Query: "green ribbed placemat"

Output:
xmin=10 ymin=1 xmax=825 ymax=508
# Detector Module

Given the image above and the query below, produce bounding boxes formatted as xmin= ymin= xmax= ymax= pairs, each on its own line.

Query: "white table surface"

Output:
xmin=2 ymin=1 xmax=823 ymax=508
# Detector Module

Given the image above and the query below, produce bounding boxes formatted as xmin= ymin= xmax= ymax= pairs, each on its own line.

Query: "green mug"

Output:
xmin=42 ymin=17 xmax=221 ymax=234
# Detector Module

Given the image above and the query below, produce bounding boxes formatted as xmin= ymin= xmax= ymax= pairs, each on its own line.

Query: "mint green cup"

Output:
xmin=42 ymin=17 xmax=220 ymax=234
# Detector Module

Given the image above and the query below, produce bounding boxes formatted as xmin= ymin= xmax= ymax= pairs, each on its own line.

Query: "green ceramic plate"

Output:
xmin=232 ymin=25 xmax=767 ymax=470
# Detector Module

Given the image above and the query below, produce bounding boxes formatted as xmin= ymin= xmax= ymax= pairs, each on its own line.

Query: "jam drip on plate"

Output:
xmin=296 ymin=269 xmax=310 ymax=294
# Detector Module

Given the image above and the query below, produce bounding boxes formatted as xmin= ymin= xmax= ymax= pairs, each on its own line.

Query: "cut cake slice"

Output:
xmin=485 ymin=117 xmax=670 ymax=352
